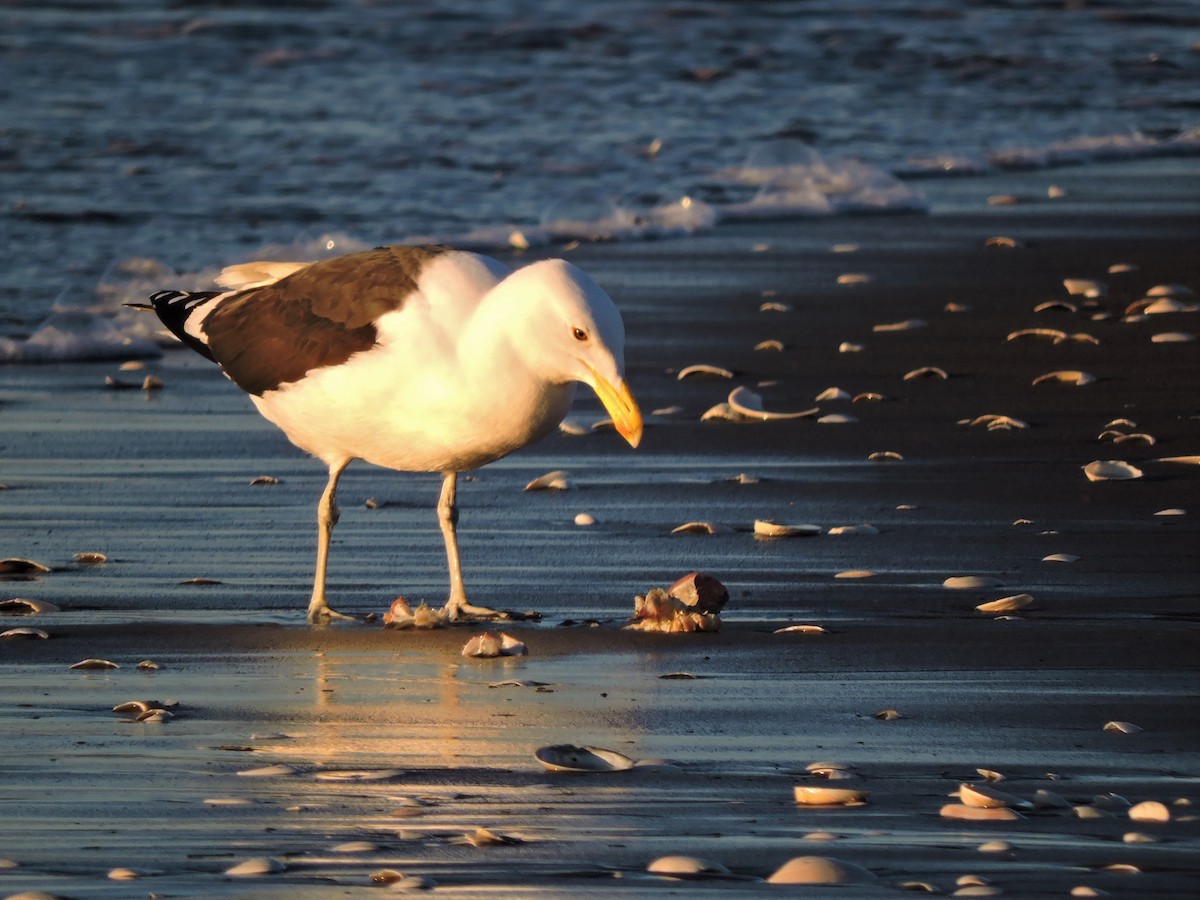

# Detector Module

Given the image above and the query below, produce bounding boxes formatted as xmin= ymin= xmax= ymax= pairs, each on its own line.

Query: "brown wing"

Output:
xmin=203 ymin=245 xmax=452 ymax=395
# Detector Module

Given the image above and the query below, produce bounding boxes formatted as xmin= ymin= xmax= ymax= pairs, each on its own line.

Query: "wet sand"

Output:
xmin=2 ymin=159 xmax=1199 ymax=897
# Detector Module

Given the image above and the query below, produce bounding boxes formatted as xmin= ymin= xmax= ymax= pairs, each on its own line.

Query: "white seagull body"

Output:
xmin=137 ymin=245 xmax=642 ymax=622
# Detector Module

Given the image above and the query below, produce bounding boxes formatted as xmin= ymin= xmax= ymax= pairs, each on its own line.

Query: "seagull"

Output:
xmin=132 ymin=244 xmax=642 ymax=623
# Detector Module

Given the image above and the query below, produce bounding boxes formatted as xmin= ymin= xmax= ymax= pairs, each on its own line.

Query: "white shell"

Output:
xmin=1084 ymin=460 xmax=1142 ymax=482
xmin=647 ymin=855 xmax=731 ymax=876
xmin=940 ymin=803 xmax=1021 ymax=821
xmin=774 ymin=624 xmax=828 ymax=634
xmin=1128 ymin=800 xmax=1170 ymax=823
xmin=462 ymin=631 xmax=527 ymax=658
xmin=225 ymin=857 xmax=285 ymax=876
xmin=766 ymin=856 xmax=876 ymax=885
xmin=976 ymin=594 xmax=1033 ymax=613
xmin=815 ymin=387 xmax=852 ymax=401
xmin=727 ymin=386 xmax=818 ymax=421
xmin=524 ymin=470 xmax=572 ymax=491
xmin=793 ymin=786 xmax=868 ymax=806
xmin=69 ymin=658 xmax=119 ymax=670
xmin=677 ymin=363 xmax=734 ymax=380
xmin=754 ymin=520 xmax=821 ymax=538
xmin=0 ymin=627 xmax=49 ymax=640
xmin=944 ymin=576 xmax=1001 ymax=589
xmin=0 ymin=598 xmax=60 ymax=614
xmin=534 ymin=744 xmax=635 ymax=773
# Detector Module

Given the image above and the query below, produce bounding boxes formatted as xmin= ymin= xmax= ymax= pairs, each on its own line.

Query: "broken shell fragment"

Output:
xmin=873 ymin=709 xmax=903 ymax=720
xmin=826 ymin=524 xmax=878 ymax=535
xmin=70 ymin=658 xmax=119 ymax=670
xmin=940 ymin=804 xmax=1021 ymax=821
xmin=836 ymin=273 xmax=872 ymax=285
xmin=853 ymin=392 xmax=885 ymax=402
xmin=249 ymin=475 xmax=280 ymax=485
xmin=903 ymin=366 xmax=948 ymax=381
xmin=793 ymin=786 xmax=869 ymax=806
xmin=225 ymin=857 xmax=286 ymax=876
xmin=1128 ymin=800 xmax=1170 ymax=823
xmin=136 ymin=708 xmax=175 ymax=723
xmin=0 ymin=598 xmax=60 ymax=614
xmin=984 ymin=235 xmax=1022 ymax=248
xmin=1084 ymin=460 xmax=1142 ymax=482
xmin=754 ymin=520 xmax=821 ymax=538
xmin=667 ymin=572 xmax=728 ymax=614
xmin=0 ymin=627 xmax=49 ymax=640
xmin=766 ymin=856 xmax=877 ymax=885
xmin=1033 ymin=370 xmax=1095 ymax=386
xmin=574 ymin=512 xmax=596 ymax=526
xmin=760 ymin=301 xmax=792 ymax=312
xmin=835 ymin=570 xmax=875 ymax=579
xmin=677 ymin=364 xmax=734 ymax=380
xmin=524 ymin=470 xmax=572 ymax=491
xmin=1103 ymin=721 xmax=1142 ymax=734
xmin=1157 ymin=455 xmax=1200 ymax=465
xmin=671 ymin=521 xmax=729 ymax=535
xmin=0 ymin=558 xmax=51 ymax=575
xmin=754 ymin=339 xmax=785 ymax=351
xmin=976 ymin=594 xmax=1033 ymax=614
xmin=136 ymin=659 xmax=160 ymax=670
xmin=534 ymin=744 xmax=635 ymax=773
xmin=1147 ymin=283 xmax=1194 ymax=298
xmin=838 ymin=341 xmax=864 ymax=353
xmin=108 ymin=867 xmax=141 ymax=880
xmin=978 ymin=840 xmax=1013 ymax=853
xmin=727 ymin=386 xmax=818 ymax=421
xmin=462 ymin=631 xmax=527 ymax=658
xmin=647 ymin=856 xmax=731 ymax=877
xmin=1034 ymin=300 xmax=1078 ymax=313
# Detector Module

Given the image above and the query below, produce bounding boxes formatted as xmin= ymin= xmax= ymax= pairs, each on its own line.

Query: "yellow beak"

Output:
xmin=587 ymin=366 xmax=643 ymax=448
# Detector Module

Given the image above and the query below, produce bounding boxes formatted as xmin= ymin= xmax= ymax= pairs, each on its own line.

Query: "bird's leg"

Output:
xmin=438 ymin=471 xmax=504 ymax=620
xmin=307 ymin=459 xmax=356 ymax=623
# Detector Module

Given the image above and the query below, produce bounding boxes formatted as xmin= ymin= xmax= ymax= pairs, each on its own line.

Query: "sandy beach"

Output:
xmin=2 ymin=158 xmax=1198 ymax=898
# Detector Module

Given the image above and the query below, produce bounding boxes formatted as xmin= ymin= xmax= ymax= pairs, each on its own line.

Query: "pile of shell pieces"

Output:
xmin=626 ymin=572 xmax=728 ymax=633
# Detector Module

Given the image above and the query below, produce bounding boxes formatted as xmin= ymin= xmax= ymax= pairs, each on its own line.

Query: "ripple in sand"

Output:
xmin=754 ymin=520 xmax=820 ymax=538
xmin=535 ymin=744 xmax=636 ymax=773
xmin=647 ymin=856 xmax=730 ymax=877
xmin=1084 ymin=460 xmax=1142 ymax=481
xmin=793 ymin=786 xmax=868 ymax=806
xmin=525 ymin=470 xmax=572 ymax=491
xmin=767 ymin=856 xmax=876 ymax=885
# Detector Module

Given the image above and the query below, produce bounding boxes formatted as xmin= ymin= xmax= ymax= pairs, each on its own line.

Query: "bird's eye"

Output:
xmin=572 ymin=327 xmax=589 ymax=342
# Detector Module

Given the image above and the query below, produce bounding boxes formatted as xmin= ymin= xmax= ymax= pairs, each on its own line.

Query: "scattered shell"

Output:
xmin=1033 ymin=789 xmax=1072 ymax=809
xmin=868 ymin=451 xmax=902 ymax=461
xmin=225 ymin=857 xmax=285 ymax=876
xmin=316 ymin=769 xmax=402 ymax=782
xmin=1070 ymin=886 xmax=1107 ymax=897
xmin=237 ymin=764 xmax=300 ymax=777
xmin=1142 ymin=297 xmax=1199 ymax=314
xmin=837 ymin=273 xmax=872 ymax=285
xmin=760 ymin=301 xmax=792 ymax=313
xmin=977 ymin=768 xmax=1005 ymax=782
xmin=0 ymin=627 xmax=49 ymax=640
xmin=1150 ymin=331 xmax=1194 ymax=342
xmin=574 ymin=513 xmax=596 ymax=526
xmin=1106 ymin=417 xmax=1137 ymax=428
xmin=1074 ymin=805 xmax=1112 ymax=820
xmin=331 ymin=840 xmax=377 ymax=853
xmin=1102 ymin=863 xmax=1141 ymax=874
xmin=136 ymin=659 xmax=161 ymax=670
xmin=945 ymin=301 xmax=971 ymax=312
xmin=1107 ymin=263 xmax=1138 ymax=274
xmin=371 ymin=870 xmax=435 ymax=890
xmin=1123 ymin=832 xmax=1156 ymax=844
xmin=69 ymin=658 xmax=119 ymax=670
xmin=838 ymin=341 xmax=864 ymax=353
xmin=754 ymin=520 xmax=821 ymax=538
xmin=671 ymin=521 xmax=729 ymax=535
xmin=754 ymin=339 xmax=785 ymax=351
xmin=0 ymin=558 xmax=50 ymax=575
xmin=108 ymin=868 xmax=140 ymax=880
xmin=976 ymin=594 xmax=1033 ymax=614
xmin=944 ymin=576 xmax=1001 ymax=589
xmin=1063 ymin=278 xmax=1106 ymax=298
xmin=873 ymin=319 xmax=927 ymax=333
xmin=959 ymin=783 xmax=1030 ymax=810
xmin=835 ymin=570 xmax=875 ymax=579
xmin=1060 ymin=331 xmax=1100 ymax=345
xmin=831 ymin=243 xmax=859 ymax=253
xmin=728 ymin=386 xmax=818 ymax=421
xmin=1155 ymin=508 xmax=1186 ymax=516
xmin=853 ymin=391 xmax=885 ymax=402
xmin=384 ymin=597 xmax=449 ymax=629
xmin=558 ymin=418 xmax=589 ymax=435
xmin=524 ymin=470 xmax=572 ymax=491
xmin=802 ymin=832 xmax=840 ymax=842
xmin=462 ymin=631 xmax=527 ymax=658
xmin=700 ymin=402 xmax=745 ymax=422
xmin=651 ymin=405 xmax=683 ymax=416
xmin=873 ymin=709 xmax=903 ymax=721
xmin=1146 ymin=283 xmax=1194 ymax=298
xmin=1007 ymin=327 xmax=1067 ymax=342
xmin=249 ymin=475 xmax=280 ymax=485
xmin=965 ymin=414 xmax=1028 ymax=431
xmin=677 ymin=364 xmax=734 ymax=380
xmin=815 ymin=387 xmax=852 ymax=401
xmin=774 ymin=624 xmax=828 ymax=634
xmin=0 ymin=598 xmax=60 ymax=614
xmin=793 ymin=786 xmax=869 ymax=806
xmin=1112 ymin=433 xmax=1155 ymax=445
xmin=940 ymin=804 xmax=1021 ymax=821
xmin=647 ymin=856 xmax=731 ymax=877
xmin=1103 ymin=721 xmax=1142 ymax=734
xmin=1032 ymin=370 xmax=1095 ymax=386
xmin=978 ymin=840 xmax=1013 ymax=853
xmin=667 ymin=572 xmax=729 ymax=614
xmin=1084 ymin=460 xmax=1142 ymax=482
xmin=766 ymin=856 xmax=876 ymax=885
xmin=827 ymin=524 xmax=878 ymax=535
xmin=136 ymin=708 xmax=174 ymax=723
xmin=1043 ymin=553 xmax=1078 ymax=563
xmin=112 ymin=700 xmax=160 ymax=713
xmin=1128 ymin=800 xmax=1170 ymax=823
xmin=727 ymin=472 xmax=760 ymax=484
xmin=1157 ymin=455 xmax=1200 ymax=465
xmin=818 ymin=413 xmax=858 ymax=424
xmin=903 ymin=366 xmax=948 ymax=380
xmin=73 ymin=552 xmax=107 ymax=565
xmin=1034 ymin=300 xmax=1078 ymax=313
xmin=460 ymin=827 xmax=522 ymax=847
xmin=534 ymin=744 xmax=635 ymax=773
xmin=984 ymin=235 xmax=1022 ymax=248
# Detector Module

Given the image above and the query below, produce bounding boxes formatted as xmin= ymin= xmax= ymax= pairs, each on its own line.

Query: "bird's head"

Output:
xmin=505 ymin=258 xmax=642 ymax=448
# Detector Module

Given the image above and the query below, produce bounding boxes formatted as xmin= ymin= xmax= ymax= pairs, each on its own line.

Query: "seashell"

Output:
xmin=835 ymin=570 xmax=875 ymax=579
xmin=667 ymin=572 xmax=728 ymax=614
xmin=1073 ymin=805 xmax=1112 ymax=819
xmin=700 ymin=402 xmax=747 ymax=422
xmin=73 ymin=552 xmax=107 ymax=565
xmin=0 ymin=597 xmax=60 ymax=614
xmin=1058 ymin=331 xmax=1100 ymax=344
xmin=1143 ymin=297 xmax=1199 ymax=314
xmin=316 ymin=769 xmax=402 ymax=782
xmin=945 ymin=301 xmax=971 ymax=312
xmin=1084 ymin=460 xmax=1142 ymax=482
xmin=766 ymin=856 xmax=876 ymax=885
xmin=225 ymin=856 xmax=285 ymax=876
xmin=331 ymin=840 xmax=377 ymax=852
xmin=1012 ymin=518 xmax=1033 ymax=525
xmin=237 ymin=763 xmax=299 ymax=777
xmin=754 ymin=519 xmax=820 ymax=538
xmin=461 ymin=631 xmax=526 ymax=658
xmin=774 ymin=624 xmax=828 ymax=634
xmin=0 ymin=627 xmax=49 ymax=639
xmin=1128 ymin=800 xmax=1170 ymax=823
xmin=109 ymin=867 xmax=141 ymax=879
xmin=853 ymin=392 xmax=885 ymax=402
xmin=1007 ymin=326 xmax=1068 ymax=342
xmin=754 ymin=339 xmax=785 ymax=351
xmin=987 ymin=194 xmax=1019 ymax=206
xmin=903 ymin=366 xmax=948 ymax=380
xmin=652 ymin=405 xmax=683 ymax=416
xmin=574 ymin=512 xmax=596 ymax=526
xmin=591 ymin=417 xmax=615 ymax=433
xmin=119 ymin=360 xmax=146 ymax=371
xmin=868 ymin=451 xmax=902 ymax=461
xmin=1154 ymin=508 xmax=1185 ymax=516
xmin=678 ymin=364 xmax=734 ymax=380
xmin=760 ymin=301 xmax=792 ymax=313
xmin=1063 ymin=278 xmax=1106 ymax=298
xmin=1147 ymin=283 xmax=1194 ymax=298
xmin=958 ymin=783 xmax=1030 ymax=809
xmin=1032 ymin=370 xmax=1094 ymax=386
xmin=976 ymin=594 xmax=1033 ymax=613
xmin=873 ymin=319 xmax=926 ymax=333
xmin=793 ymin=786 xmax=868 ymax=806
xmin=940 ymin=804 xmax=1020 ymax=821
xmin=249 ymin=475 xmax=280 ymax=485
xmin=112 ymin=700 xmax=159 ymax=713
xmin=944 ymin=575 xmax=1001 ymax=589
xmin=727 ymin=472 xmax=760 ymax=484
xmin=671 ymin=521 xmax=729 ymax=535
xmin=831 ymin=243 xmax=859 ymax=253
xmin=976 ymin=768 xmax=1005 ymax=782
xmin=1034 ymin=300 xmax=1078 ymax=313
xmin=136 ymin=708 xmax=174 ymax=723
xmin=815 ymin=387 xmax=852 ymax=401
xmin=1112 ymin=433 xmax=1155 ymax=445
xmin=826 ymin=524 xmax=878 ymax=535
xmin=371 ymin=871 xmax=436 ymax=890
xmin=818 ymin=413 xmax=857 ymax=424
xmin=0 ymin=557 xmax=51 ymax=575
xmin=181 ymin=577 xmax=221 ymax=585
xmin=460 ymin=827 xmax=521 ymax=847
xmin=1070 ymin=887 xmax=1107 ymax=897
xmin=838 ymin=341 xmax=864 ymax=353
xmin=873 ymin=709 xmax=903 ymax=720
xmin=70 ymin=658 xmax=119 ymax=670
xmin=1157 ymin=455 xmax=1200 ymax=465
xmin=836 ymin=273 xmax=872 ymax=285
xmin=1103 ymin=721 xmax=1142 ymax=734
xmin=802 ymin=831 xmax=840 ymax=841
xmin=1123 ymin=832 xmax=1156 ymax=844
xmin=727 ymin=386 xmax=818 ymax=421
xmin=984 ymin=235 xmax=1022 ymax=248
xmin=558 ymin=417 xmax=589 ymax=435
xmin=647 ymin=855 xmax=731 ymax=877
xmin=1043 ymin=553 xmax=1078 ymax=563
xmin=141 ymin=374 xmax=163 ymax=391
xmin=136 ymin=659 xmax=160 ymax=670
xmin=1150 ymin=331 xmax=1194 ymax=342
xmin=1106 ymin=417 xmax=1137 ymax=428
xmin=805 ymin=761 xmax=852 ymax=773
xmin=524 ymin=470 xmax=572 ymax=491
xmin=978 ymin=840 xmax=1012 ymax=853
xmin=1103 ymin=864 xmax=1141 ymax=874
xmin=955 ymin=886 xmax=1002 ymax=897
xmin=534 ymin=744 xmax=635 ymax=773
